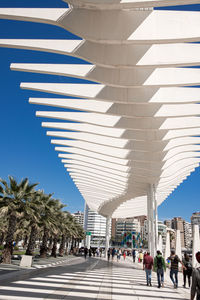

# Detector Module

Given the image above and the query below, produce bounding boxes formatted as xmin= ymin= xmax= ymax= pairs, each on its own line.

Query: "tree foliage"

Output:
xmin=0 ymin=176 xmax=85 ymax=263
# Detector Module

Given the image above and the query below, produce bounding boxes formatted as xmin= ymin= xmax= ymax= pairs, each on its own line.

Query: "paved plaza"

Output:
xmin=0 ymin=256 xmax=190 ymax=300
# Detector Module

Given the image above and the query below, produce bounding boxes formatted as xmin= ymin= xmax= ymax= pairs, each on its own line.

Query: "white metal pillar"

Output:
xmin=164 ymin=230 xmax=171 ymax=262
xmin=192 ymin=224 xmax=200 ymax=267
xmin=105 ymin=216 xmax=111 ymax=258
xmin=147 ymin=184 xmax=155 ymax=257
xmin=175 ymin=230 xmax=182 ymax=269
xmin=158 ymin=234 xmax=163 ymax=252
xmin=147 ymin=186 xmax=152 ymax=254
xmin=85 ymin=234 xmax=91 ymax=249
xmin=153 ymin=184 xmax=158 ymax=253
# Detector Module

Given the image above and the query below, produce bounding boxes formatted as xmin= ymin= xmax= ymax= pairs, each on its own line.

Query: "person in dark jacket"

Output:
xmin=132 ymin=249 xmax=136 ymax=262
xmin=143 ymin=251 xmax=154 ymax=286
xmin=89 ymin=248 xmax=92 ymax=258
xmin=84 ymin=247 xmax=88 ymax=259
xmin=191 ymin=251 xmax=200 ymax=300
xmin=154 ymin=250 xmax=166 ymax=288
xmin=112 ymin=248 xmax=116 ymax=261
xmin=107 ymin=248 xmax=111 ymax=261
xmin=182 ymin=252 xmax=193 ymax=288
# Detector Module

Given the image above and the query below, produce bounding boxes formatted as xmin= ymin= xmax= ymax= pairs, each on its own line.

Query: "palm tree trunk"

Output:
xmin=48 ymin=236 xmax=53 ymax=250
xmin=59 ymin=234 xmax=66 ymax=256
xmin=40 ymin=227 xmax=49 ymax=258
xmin=26 ymin=224 xmax=37 ymax=256
xmin=2 ymin=213 xmax=17 ymax=264
xmin=23 ymin=235 xmax=28 ymax=249
xmin=0 ymin=232 xmax=5 ymax=246
xmin=51 ymin=236 xmax=58 ymax=258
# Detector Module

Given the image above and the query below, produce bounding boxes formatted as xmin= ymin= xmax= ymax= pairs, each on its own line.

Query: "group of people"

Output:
xmin=83 ymin=246 xmax=200 ymax=299
xmin=107 ymin=248 xmax=132 ymax=261
xmin=83 ymin=247 xmax=103 ymax=259
xmin=143 ymin=249 xmax=200 ymax=300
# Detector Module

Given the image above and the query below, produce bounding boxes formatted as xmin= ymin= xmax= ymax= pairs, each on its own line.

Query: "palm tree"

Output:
xmin=50 ymin=203 xmax=66 ymax=258
xmin=58 ymin=212 xmax=85 ymax=256
xmin=0 ymin=211 xmax=7 ymax=246
xmin=39 ymin=194 xmax=63 ymax=258
xmin=59 ymin=212 xmax=72 ymax=256
xmin=0 ymin=176 xmax=37 ymax=263
xmin=25 ymin=191 xmax=44 ymax=256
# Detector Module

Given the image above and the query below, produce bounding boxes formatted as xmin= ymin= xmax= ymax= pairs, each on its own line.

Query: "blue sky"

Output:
xmin=0 ymin=0 xmax=199 ymax=221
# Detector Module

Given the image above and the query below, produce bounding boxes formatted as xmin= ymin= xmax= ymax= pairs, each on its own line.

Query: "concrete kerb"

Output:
xmin=0 ymin=255 xmax=82 ymax=285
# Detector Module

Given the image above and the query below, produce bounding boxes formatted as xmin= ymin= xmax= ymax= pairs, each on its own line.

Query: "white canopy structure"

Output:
xmin=0 ymin=0 xmax=200 ymax=255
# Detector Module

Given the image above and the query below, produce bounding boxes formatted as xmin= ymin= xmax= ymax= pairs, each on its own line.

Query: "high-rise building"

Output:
xmin=72 ymin=211 xmax=84 ymax=227
xmin=112 ymin=217 xmax=141 ymax=247
xmin=135 ymin=215 xmax=147 ymax=227
xmin=191 ymin=212 xmax=200 ymax=232
xmin=115 ymin=218 xmax=140 ymax=236
xmin=158 ymin=221 xmax=167 ymax=246
xmin=184 ymin=221 xmax=192 ymax=249
xmin=171 ymin=217 xmax=185 ymax=248
xmin=143 ymin=220 xmax=167 ymax=247
xmin=164 ymin=220 xmax=171 ymax=228
xmin=84 ymin=204 xmax=108 ymax=247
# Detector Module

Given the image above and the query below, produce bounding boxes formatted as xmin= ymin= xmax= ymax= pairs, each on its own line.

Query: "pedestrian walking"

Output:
xmin=123 ymin=250 xmax=126 ymax=260
xmin=96 ymin=248 xmax=100 ymax=257
xmin=112 ymin=248 xmax=116 ymax=261
xmin=132 ymin=249 xmax=136 ymax=262
xmin=154 ymin=250 xmax=166 ymax=288
xmin=100 ymin=248 xmax=102 ymax=257
xmin=84 ymin=247 xmax=88 ymax=259
xmin=191 ymin=251 xmax=200 ymax=300
xmin=117 ymin=248 xmax=122 ymax=262
xmin=107 ymin=248 xmax=111 ymax=261
xmin=93 ymin=248 xmax=95 ymax=257
xmin=89 ymin=248 xmax=92 ymax=257
xmin=139 ymin=251 xmax=144 ymax=263
xmin=182 ymin=252 xmax=193 ymax=288
xmin=143 ymin=251 xmax=154 ymax=286
xmin=168 ymin=250 xmax=185 ymax=288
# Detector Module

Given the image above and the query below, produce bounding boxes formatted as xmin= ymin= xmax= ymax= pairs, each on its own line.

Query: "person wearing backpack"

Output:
xmin=182 ymin=252 xmax=193 ymax=288
xmin=168 ymin=250 xmax=185 ymax=288
xmin=191 ymin=251 xmax=200 ymax=300
xmin=154 ymin=250 xmax=166 ymax=288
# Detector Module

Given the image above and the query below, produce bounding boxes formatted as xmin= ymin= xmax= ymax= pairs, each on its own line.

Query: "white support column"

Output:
xmin=85 ymin=234 xmax=91 ymax=249
xmin=153 ymin=184 xmax=158 ymax=253
xmin=158 ymin=234 xmax=163 ymax=253
xmin=164 ymin=230 xmax=171 ymax=262
xmin=192 ymin=224 xmax=200 ymax=267
xmin=105 ymin=216 xmax=111 ymax=258
xmin=147 ymin=184 xmax=155 ymax=257
xmin=147 ymin=186 xmax=152 ymax=255
xmin=175 ymin=230 xmax=182 ymax=269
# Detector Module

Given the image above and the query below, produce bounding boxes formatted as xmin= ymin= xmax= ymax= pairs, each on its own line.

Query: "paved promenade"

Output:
xmin=0 ymin=256 xmax=190 ymax=300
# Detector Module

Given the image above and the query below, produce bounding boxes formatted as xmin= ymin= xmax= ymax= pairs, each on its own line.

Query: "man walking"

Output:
xmin=132 ymin=249 xmax=136 ymax=262
xmin=168 ymin=250 xmax=185 ymax=288
xmin=84 ymin=247 xmax=88 ymax=259
xmin=154 ymin=250 xmax=166 ymax=288
xmin=191 ymin=251 xmax=200 ymax=300
xmin=107 ymin=248 xmax=111 ymax=261
xmin=143 ymin=251 xmax=154 ymax=286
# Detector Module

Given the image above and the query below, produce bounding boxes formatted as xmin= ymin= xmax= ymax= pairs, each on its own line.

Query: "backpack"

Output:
xmin=157 ymin=256 xmax=163 ymax=269
xmin=185 ymin=261 xmax=192 ymax=271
